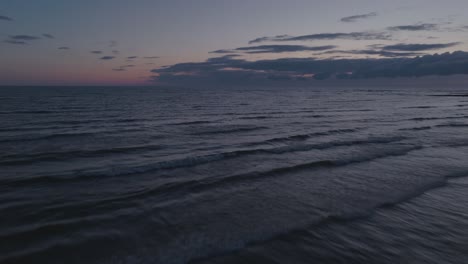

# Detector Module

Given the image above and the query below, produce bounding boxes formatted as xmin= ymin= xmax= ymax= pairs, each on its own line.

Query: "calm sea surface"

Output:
xmin=1 ymin=86 xmax=468 ymax=264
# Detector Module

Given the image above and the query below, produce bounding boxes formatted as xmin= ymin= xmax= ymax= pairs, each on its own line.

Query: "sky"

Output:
xmin=2 ymin=0 xmax=468 ymax=86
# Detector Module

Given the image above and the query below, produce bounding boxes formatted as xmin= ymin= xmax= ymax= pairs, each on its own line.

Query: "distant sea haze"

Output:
xmin=1 ymin=85 xmax=468 ymax=264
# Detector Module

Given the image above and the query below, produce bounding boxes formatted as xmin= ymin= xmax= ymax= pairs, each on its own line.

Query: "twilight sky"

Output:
xmin=2 ymin=0 xmax=468 ymax=86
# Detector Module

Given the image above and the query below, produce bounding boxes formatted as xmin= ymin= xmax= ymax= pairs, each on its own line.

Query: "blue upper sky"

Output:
xmin=2 ymin=0 xmax=468 ymax=85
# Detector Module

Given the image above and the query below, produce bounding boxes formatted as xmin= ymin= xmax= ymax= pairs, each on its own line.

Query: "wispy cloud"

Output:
xmin=58 ymin=46 xmax=70 ymax=50
xmin=382 ymin=42 xmax=460 ymax=51
xmin=317 ymin=49 xmax=423 ymax=57
xmin=109 ymin=40 xmax=118 ymax=47
xmin=215 ymin=45 xmax=338 ymax=54
xmin=100 ymin=56 xmax=115 ymax=60
xmin=9 ymin=35 xmax=41 ymax=41
xmin=42 ymin=33 xmax=54 ymax=39
xmin=4 ymin=35 xmax=40 ymax=45
xmin=209 ymin=49 xmax=234 ymax=54
xmin=144 ymin=56 xmax=159 ymax=59
xmin=112 ymin=64 xmax=134 ymax=71
xmin=340 ymin=12 xmax=377 ymax=23
xmin=4 ymin=40 xmax=27 ymax=45
xmin=249 ymin=32 xmax=391 ymax=44
xmin=388 ymin=23 xmax=439 ymax=31
xmin=127 ymin=56 xmax=138 ymax=59
xmin=91 ymin=50 xmax=103 ymax=54
xmin=0 ymin=15 xmax=13 ymax=21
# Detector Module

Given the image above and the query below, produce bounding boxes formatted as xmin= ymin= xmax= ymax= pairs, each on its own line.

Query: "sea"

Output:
xmin=1 ymin=85 xmax=468 ymax=264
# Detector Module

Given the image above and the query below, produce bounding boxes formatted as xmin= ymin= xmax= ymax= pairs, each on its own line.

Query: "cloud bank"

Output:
xmin=149 ymin=51 xmax=468 ymax=85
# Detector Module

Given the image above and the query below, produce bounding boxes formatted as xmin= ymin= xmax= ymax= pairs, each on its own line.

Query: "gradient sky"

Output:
xmin=2 ymin=0 xmax=468 ymax=85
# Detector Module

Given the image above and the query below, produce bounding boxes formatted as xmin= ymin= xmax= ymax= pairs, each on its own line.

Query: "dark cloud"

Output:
xmin=382 ymin=42 xmax=460 ymax=51
xmin=340 ymin=12 xmax=377 ymax=23
xmin=42 ymin=33 xmax=54 ymax=39
xmin=144 ymin=56 xmax=159 ymax=59
xmin=9 ymin=35 xmax=41 ymax=41
xmin=211 ymin=45 xmax=336 ymax=54
xmin=4 ymin=35 xmax=40 ymax=45
xmin=112 ymin=64 xmax=134 ymax=71
xmin=4 ymin=40 xmax=27 ymax=45
xmin=248 ymin=32 xmax=391 ymax=44
xmin=127 ymin=56 xmax=138 ymax=59
xmin=388 ymin=23 xmax=439 ymax=31
xmin=91 ymin=50 xmax=103 ymax=54
xmin=100 ymin=56 xmax=115 ymax=60
xmin=0 ymin=15 xmax=13 ymax=21
xmin=58 ymin=46 xmax=70 ymax=50
xmin=318 ymin=49 xmax=423 ymax=58
xmin=235 ymin=44 xmax=337 ymax=54
xmin=150 ymin=51 xmax=468 ymax=84
xmin=209 ymin=49 xmax=235 ymax=54
xmin=220 ymin=54 xmax=241 ymax=58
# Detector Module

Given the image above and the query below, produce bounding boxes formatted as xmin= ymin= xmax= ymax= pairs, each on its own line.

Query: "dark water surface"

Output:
xmin=1 ymin=86 xmax=468 ymax=264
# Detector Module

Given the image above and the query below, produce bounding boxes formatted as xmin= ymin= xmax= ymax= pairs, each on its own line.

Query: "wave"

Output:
xmin=196 ymin=109 xmax=326 ymax=118
xmin=0 ymin=132 xmax=98 ymax=144
xmin=119 ymin=146 xmax=420 ymax=202
xmin=1 ymin=144 xmax=423 ymax=230
xmin=190 ymin=167 xmax=468 ymax=264
xmin=320 ymin=109 xmax=374 ymax=113
xmin=6 ymin=117 xmax=150 ymax=129
xmin=0 ymin=110 xmax=56 ymax=115
xmin=403 ymin=106 xmax=435 ymax=109
xmin=399 ymin=126 xmax=432 ymax=131
xmin=190 ymin=126 xmax=268 ymax=135
xmin=0 ymin=128 xmax=146 ymax=143
xmin=191 ymin=178 xmax=451 ymax=264
xmin=0 ymin=144 xmax=165 ymax=166
xmin=435 ymin=123 xmax=468 ymax=128
xmin=1 ymin=136 xmax=410 ymax=188
xmin=171 ymin=120 xmax=213 ymax=126
xmin=429 ymin=94 xmax=468 ymax=97
xmin=3 ymin=149 xmax=466 ymax=264
xmin=408 ymin=116 xmax=468 ymax=121
xmin=257 ymin=128 xmax=362 ymax=145
xmin=238 ymin=116 xmax=277 ymax=120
